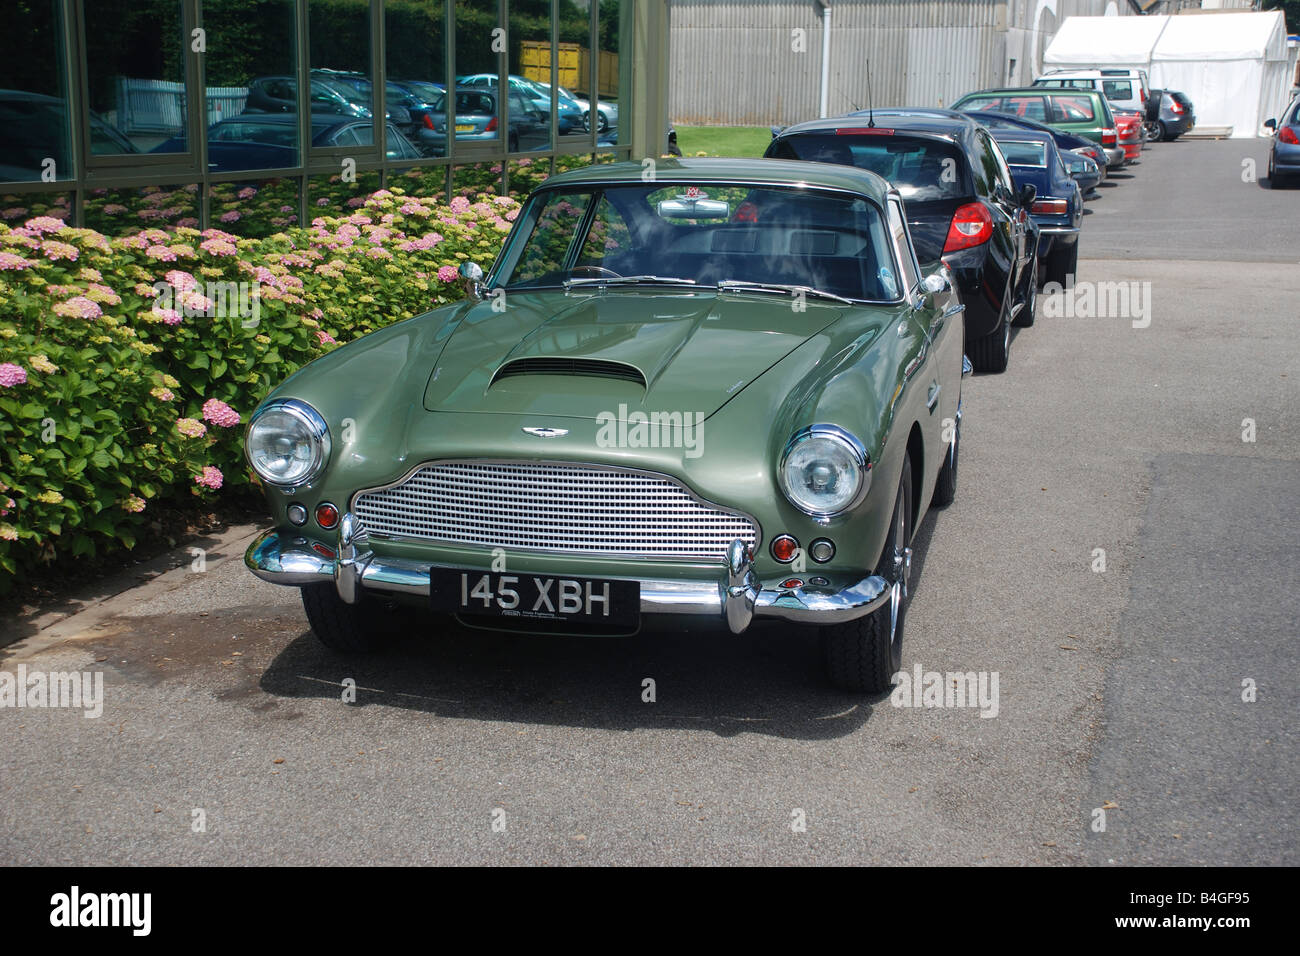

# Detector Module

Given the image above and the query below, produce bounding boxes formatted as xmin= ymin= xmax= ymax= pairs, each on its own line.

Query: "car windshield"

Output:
xmin=997 ymin=140 xmax=1048 ymax=167
xmin=495 ymin=183 xmax=899 ymax=302
xmin=770 ymin=133 xmax=966 ymax=201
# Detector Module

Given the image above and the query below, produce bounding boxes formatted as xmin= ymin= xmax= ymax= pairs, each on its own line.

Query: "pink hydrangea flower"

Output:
xmin=165 ymin=270 xmax=198 ymax=291
xmin=201 ymin=398 xmax=240 ymax=428
xmin=53 ymin=296 xmax=102 ymax=320
xmin=122 ymin=495 xmax=146 ymax=513
xmin=0 ymin=363 xmax=28 ymax=387
xmin=152 ymin=308 xmax=182 ymax=325
xmin=28 ymin=355 xmax=58 ymax=374
xmin=219 ymin=210 xmax=241 ymax=223
xmin=27 ymin=216 xmax=66 ymax=234
xmin=238 ymin=186 xmax=257 ymax=199
xmin=200 ymin=238 xmax=237 ymax=256
xmin=448 ymin=196 xmax=471 ymax=214
xmin=151 ymin=387 xmax=174 ymax=402
xmin=146 ymin=244 xmax=177 ymax=261
xmin=40 ymin=240 xmax=78 ymax=261
xmin=194 ymin=466 xmax=223 ymax=490
xmin=176 ymin=418 xmax=207 ymax=439
xmin=102 ymin=203 xmax=127 ymax=215
xmin=316 ymin=329 xmax=336 ymax=345
xmin=437 ymin=265 xmax=459 ymax=283
xmin=0 ymin=252 xmax=35 ymax=270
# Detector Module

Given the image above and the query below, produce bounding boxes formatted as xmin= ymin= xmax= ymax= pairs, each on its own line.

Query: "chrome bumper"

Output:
xmin=245 ymin=516 xmax=891 ymax=634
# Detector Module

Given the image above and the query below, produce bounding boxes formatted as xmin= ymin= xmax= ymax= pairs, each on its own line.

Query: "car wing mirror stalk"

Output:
xmin=459 ymin=261 xmax=484 ymax=302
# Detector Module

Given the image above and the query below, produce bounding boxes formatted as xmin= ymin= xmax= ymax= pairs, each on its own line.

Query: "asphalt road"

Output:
xmin=2 ymin=138 xmax=1297 ymax=865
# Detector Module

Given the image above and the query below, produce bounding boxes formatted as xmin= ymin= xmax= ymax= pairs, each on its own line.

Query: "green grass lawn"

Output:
xmin=675 ymin=126 xmax=773 ymax=158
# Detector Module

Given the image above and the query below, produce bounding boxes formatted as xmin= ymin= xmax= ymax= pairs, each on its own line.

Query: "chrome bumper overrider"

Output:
xmin=245 ymin=514 xmax=891 ymax=634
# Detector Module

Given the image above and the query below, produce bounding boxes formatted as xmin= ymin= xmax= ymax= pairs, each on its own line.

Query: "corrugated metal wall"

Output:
xmin=671 ymin=0 xmax=1131 ymax=126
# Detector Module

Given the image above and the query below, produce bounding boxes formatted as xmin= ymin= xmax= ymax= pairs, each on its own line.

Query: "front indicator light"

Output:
xmin=315 ymin=502 xmax=339 ymax=529
xmin=771 ymin=535 xmax=800 ymax=563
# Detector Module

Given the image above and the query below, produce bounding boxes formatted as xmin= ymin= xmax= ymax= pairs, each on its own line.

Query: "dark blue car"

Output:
xmin=987 ymin=128 xmax=1081 ymax=287
xmin=151 ymin=113 xmax=421 ymax=172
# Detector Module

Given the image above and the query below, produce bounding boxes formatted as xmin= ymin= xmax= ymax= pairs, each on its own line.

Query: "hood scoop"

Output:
xmin=491 ymin=357 xmax=646 ymax=390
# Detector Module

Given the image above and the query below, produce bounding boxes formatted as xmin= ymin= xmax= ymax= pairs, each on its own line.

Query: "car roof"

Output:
xmin=959 ymin=86 xmax=1105 ymax=100
xmin=541 ymin=157 xmax=893 ymax=203
xmin=775 ymin=109 xmax=979 ymax=143
xmin=988 ymin=127 xmax=1055 ymax=144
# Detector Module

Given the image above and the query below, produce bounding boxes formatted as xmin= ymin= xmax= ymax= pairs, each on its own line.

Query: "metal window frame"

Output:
xmin=0 ymin=0 xmax=634 ymax=228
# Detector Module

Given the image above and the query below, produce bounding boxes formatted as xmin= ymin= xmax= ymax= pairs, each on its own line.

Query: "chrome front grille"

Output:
xmin=352 ymin=461 xmax=758 ymax=560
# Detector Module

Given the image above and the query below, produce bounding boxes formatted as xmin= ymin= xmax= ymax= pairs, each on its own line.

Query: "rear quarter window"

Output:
xmin=1102 ymin=80 xmax=1133 ymax=101
xmin=772 ymin=133 xmax=968 ymax=201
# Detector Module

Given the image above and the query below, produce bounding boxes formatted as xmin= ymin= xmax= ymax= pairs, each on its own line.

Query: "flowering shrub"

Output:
xmin=0 ymin=184 xmax=522 ymax=588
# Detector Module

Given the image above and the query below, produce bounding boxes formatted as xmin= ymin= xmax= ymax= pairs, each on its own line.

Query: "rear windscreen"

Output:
xmin=997 ymin=140 xmax=1048 ymax=167
xmin=770 ymin=133 xmax=967 ymax=201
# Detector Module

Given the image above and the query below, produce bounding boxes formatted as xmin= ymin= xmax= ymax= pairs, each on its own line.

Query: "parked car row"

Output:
xmin=764 ymin=75 xmax=1206 ymax=373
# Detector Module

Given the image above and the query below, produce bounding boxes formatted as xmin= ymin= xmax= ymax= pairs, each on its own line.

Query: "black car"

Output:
xmin=150 ymin=113 xmax=421 ymax=171
xmin=246 ymin=76 xmax=371 ymax=119
xmin=0 ymin=89 xmax=138 ymax=180
xmin=988 ymin=128 xmax=1082 ymax=288
xmin=767 ymin=109 xmax=1037 ymax=373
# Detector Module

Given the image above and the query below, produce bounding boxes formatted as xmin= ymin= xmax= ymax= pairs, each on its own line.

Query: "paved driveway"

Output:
xmin=2 ymin=139 xmax=1297 ymax=865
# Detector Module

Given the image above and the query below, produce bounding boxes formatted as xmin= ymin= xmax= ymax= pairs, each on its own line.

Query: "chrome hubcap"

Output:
xmin=888 ymin=501 xmax=912 ymax=646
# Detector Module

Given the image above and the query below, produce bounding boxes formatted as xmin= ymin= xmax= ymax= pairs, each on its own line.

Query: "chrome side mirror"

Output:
xmin=459 ymin=261 xmax=484 ymax=301
xmin=921 ymin=273 xmax=950 ymax=295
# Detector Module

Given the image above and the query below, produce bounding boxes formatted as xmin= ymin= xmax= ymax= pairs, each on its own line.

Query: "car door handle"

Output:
xmin=927 ymin=382 xmax=941 ymax=412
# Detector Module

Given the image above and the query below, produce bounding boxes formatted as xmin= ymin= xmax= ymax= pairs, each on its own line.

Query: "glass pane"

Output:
xmin=555 ymin=3 xmax=592 ymax=140
xmin=453 ymin=161 xmax=503 ymax=200
xmin=453 ymin=0 xmax=502 ymax=150
xmin=208 ymin=177 xmax=299 ymax=238
xmin=599 ymin=0 xmax=626 ymax=147
xmin=85 ymin=0 xmax=187 ymax=155
xmin=200 ymin=0 xmax=298 ymax=171
xmin=506 ymin=156 xmax=549 ymax=198
xmin=307 ymin=170 xmax=380 ymax=220
xmin=1 ymin=192 xmax=73 ymax=226
xmin=0 ymin=0 xmax=71 ymax=182
xmin=508 ymin=1 xmax=552 ymax=151
xmin=84 ymin=183 xmax=199 ymax=235
xmin=309 ymin=0 xmax=374 ymax=147
xmin=386 ymin=0 xmax=445 ymax=159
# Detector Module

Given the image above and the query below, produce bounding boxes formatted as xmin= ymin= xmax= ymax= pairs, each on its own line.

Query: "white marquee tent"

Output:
xmin=1044 ymin=12 xmax=1292 ymax=138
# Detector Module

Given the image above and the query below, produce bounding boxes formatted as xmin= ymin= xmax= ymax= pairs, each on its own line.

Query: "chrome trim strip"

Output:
xmin=1037 ymin=226 xmax=1081 ymax=235
xmin=245 ymin=529 xmax=891 ymax=630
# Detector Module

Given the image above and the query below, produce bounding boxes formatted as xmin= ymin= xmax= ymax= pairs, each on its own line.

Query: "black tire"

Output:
xmin=1013 ymin=255 xmax=1037 ymax=327
xmin=823 ymin=455 xmax=913 ymax=694
xmin=1158 ymin=121 xmax=1169 ymax=141
xmin=1269 ymin=153 xmax=1289 ymax=189
xmin=968 ymin=304 xmax=1010 ymax=373
xmin=301 ymin=582 xmax=389 ymax=653
xmin=597 ymin=112 xmax=610 ymax=134
xmin=1144 ymin=120 xmax=1163 ymax=142
xmin=932 ymin=396 xmax=960 ymax=509
xmin=1045 ymin=240 xmax=1078 ymax=289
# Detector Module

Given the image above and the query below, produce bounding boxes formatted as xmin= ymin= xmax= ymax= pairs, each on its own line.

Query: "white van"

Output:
xmin=1033 ymin=69 xmax=1151 ymax=115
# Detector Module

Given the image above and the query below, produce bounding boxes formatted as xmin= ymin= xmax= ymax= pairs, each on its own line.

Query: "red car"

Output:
xmin=1114 ymin=111 xmax=1144 ymax=163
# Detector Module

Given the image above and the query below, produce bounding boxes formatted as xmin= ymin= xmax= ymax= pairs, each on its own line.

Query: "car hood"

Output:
xmin=422 ymin=290 xmax=846 ymax=420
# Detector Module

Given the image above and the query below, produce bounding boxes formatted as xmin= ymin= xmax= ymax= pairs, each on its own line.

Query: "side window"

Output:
xmin=975 ymin=130 xmax=1008 ymax=199
xmin=509 ymin=192 xmax=592 ymax=285
xmin=576 ymin=197 xmax=632 ymax=267
xmin=1103 ymin=80 xmax=1133 ymax=101
xmin=886 ymin=198 xmax=920 ymax=296
xmin=985 ymin=132 xmax=1015 ymax=198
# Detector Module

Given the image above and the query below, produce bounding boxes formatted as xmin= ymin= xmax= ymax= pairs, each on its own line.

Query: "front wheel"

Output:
xmin=301 ymin=583 xmax=390 ymax=653
xmin=822 ymin=454 xmax=913 ymax=694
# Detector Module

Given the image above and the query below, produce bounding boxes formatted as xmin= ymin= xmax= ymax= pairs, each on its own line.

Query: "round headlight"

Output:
xmin=779 ymin=425 xmax=869 ymax=517
xmin=246 ymin=399 xmax=331 ymax=488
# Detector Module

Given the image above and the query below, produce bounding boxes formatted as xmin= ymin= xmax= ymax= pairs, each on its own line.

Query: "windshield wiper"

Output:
xmin=716 ymin=280 xmax=854 ymax=305
xmin=562 ymin=275 xmax=698 ymax=290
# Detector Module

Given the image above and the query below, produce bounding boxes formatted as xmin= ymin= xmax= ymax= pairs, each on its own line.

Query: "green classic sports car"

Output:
xmin=244 ymin=158 xmax=970 ymax=693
